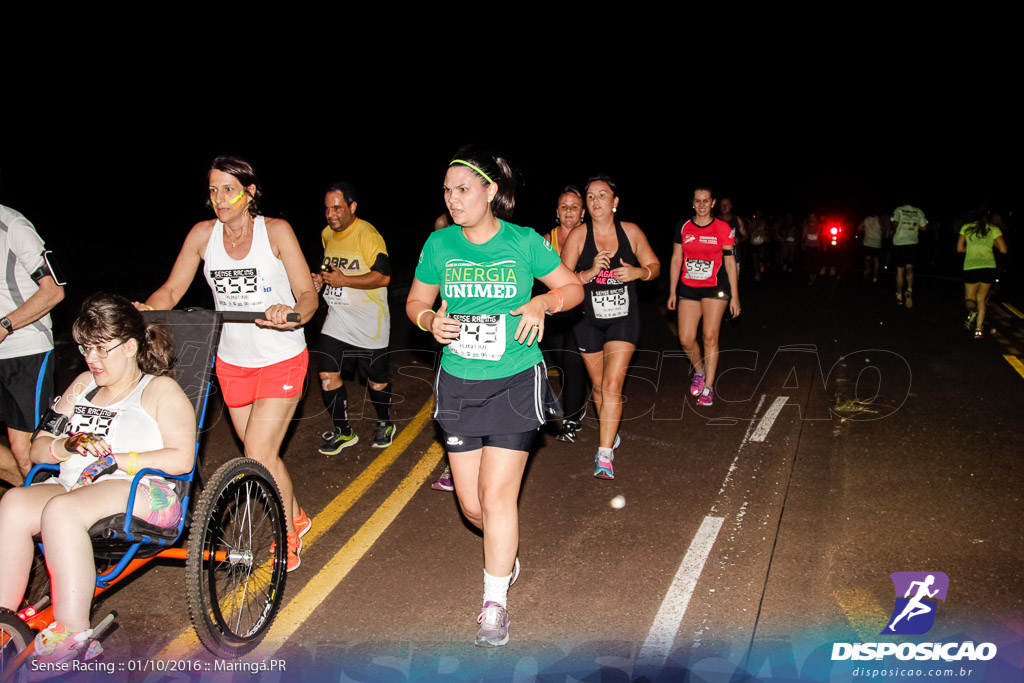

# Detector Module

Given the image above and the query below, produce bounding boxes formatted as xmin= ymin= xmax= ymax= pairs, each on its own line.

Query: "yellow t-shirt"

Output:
xmin=320 ymin=218 xmax=390 ymax=349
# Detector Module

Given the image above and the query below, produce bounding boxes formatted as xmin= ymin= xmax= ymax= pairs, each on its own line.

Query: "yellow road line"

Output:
xmin=261 ymin=441 xmax=446 ymax=653
xmin=291 ymin=397 xmax=435 ymax=547
xmin=1002 ymin=302 xmax=1024 ymax=319
xmin=1003 ymin=355 xmax=1024 ymax=380
xmin=157 ymin=396 xmax=435 ymax=658
xmin=834 ymin=587 xmax=889 ymax=642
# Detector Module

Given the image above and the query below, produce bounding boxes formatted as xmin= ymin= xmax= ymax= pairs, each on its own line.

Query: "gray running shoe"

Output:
xmin=319 ymin=427 xmax=358 ymax=455
xmin=475 ymin=601 xmax=510 ymax=647
xmin=371 ymin=422 xmax=396 ymax=448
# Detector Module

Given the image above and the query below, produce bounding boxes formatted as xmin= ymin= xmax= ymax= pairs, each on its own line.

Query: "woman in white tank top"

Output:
xmin=137 ymin=156 xmax=318 ymax=572
xmin=0 ymin=293 xmax=196 ymax=665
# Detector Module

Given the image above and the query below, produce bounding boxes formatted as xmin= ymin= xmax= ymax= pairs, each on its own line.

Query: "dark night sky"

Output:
xmin=3 ymin=52 xmax=1018 ymax=315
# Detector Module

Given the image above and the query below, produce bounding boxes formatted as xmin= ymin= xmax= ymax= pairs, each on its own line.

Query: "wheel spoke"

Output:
xmin=188 ymin=460 xmax=285 ymax=656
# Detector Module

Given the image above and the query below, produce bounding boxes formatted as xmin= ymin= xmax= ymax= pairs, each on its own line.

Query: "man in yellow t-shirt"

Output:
xmin=311 ymin=182 xmax=395 ymax=453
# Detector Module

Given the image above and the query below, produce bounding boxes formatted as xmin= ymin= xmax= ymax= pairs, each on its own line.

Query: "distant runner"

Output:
xmin=668 ymin=186 xmax=741 ymax=407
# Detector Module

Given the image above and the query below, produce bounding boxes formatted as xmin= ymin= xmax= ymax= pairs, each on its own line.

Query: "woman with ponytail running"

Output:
xmin=407 ymin=146 xmax=582 ymax=647
xmin=560 ymin=175 xmax=660 ymax=479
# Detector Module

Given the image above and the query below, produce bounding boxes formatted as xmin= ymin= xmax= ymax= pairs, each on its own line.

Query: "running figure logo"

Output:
xmin=882 ymin=572 xmax=949 ymax=635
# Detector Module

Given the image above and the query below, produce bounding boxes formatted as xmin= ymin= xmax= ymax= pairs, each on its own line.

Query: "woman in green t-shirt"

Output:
xmin=406 ymin=147 xmax=582 ymax=647
xmin=957 ymin=213 xmax=1008 ymax=339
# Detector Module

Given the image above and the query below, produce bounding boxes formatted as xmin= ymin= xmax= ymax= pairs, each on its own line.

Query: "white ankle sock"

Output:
xmin=597 ymin=447 xmax=613 ymax=458
xmin=483 ymin=568 xmax=512 ymax=606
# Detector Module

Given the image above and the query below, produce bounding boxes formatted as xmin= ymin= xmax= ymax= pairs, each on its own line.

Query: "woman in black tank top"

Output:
xmin=560 ymin=175 xmax=660 ymax=480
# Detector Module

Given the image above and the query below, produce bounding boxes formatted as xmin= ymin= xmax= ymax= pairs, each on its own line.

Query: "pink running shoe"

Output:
xmin=697 ymin=386 xmax=714 ymax=406
xmin=690 ymin=371 xmax=706 ymax=397
xmin=431 ymin=466 xmax=454 ymax=491
xmin=28 ymin=621 xmax=94 ymax=679
xmin=594 ymin=452 xmax=615 ymax=479
xmin=475 ymin=601 xmax=510 ymax=647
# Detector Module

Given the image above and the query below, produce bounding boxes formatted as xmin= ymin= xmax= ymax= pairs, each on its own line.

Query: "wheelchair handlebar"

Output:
xmin=218 ymin=311 xmax=301 ymax=324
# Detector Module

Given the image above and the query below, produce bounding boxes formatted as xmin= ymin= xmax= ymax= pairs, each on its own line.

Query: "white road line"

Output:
xmin=637 ymin=515 xmax=725 ymax=668
xmin=749 ymin=395 xmax=788 ymax=442
xmin=641 ymin=393 xmax=787 ymax=666
xmin=714 ymin=394 xmax=766 ymax=498
xmin=742 ymin=394 xmax=768 ymax=445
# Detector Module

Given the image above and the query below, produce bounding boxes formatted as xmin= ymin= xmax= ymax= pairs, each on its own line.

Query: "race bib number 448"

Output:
xmin=449 ymin=314 xmax=505 ymax=362
xmin=592 ymin=287 xmax=629 ymax=319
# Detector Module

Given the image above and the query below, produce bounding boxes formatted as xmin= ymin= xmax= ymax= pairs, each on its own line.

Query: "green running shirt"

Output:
xmin=960 ymin=223 xmax=1003 ymax=271
xmin=415 ymin=220 xmax=561 ymax=380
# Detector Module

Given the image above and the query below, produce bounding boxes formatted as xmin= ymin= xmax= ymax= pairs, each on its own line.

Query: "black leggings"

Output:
xmin=542 ymin=316 xmax=588 ymax=423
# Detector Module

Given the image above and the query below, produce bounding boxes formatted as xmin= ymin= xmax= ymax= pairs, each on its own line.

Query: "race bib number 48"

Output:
xmin=685 ymin=259 xmax=715 ymax=281
xmin=592 ymin=287 xmax=629 ymax=319
xmin=449 ymin=314 xmax=505 ymax=362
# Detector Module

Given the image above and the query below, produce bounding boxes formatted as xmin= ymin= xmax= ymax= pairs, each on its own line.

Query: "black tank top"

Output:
xmin=577 ymin=220 xmax=639 ymax=321
xmin=725 ymin=215 xmax=744 ymax=244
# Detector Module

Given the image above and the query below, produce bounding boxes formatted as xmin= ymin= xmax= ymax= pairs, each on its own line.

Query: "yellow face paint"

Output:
xmin=228 ymin=190 xmax=246 ymax=206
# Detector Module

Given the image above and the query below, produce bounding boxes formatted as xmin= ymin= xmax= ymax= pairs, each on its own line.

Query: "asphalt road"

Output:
xmin=3 ymin=265 xmax=1022 ymax=683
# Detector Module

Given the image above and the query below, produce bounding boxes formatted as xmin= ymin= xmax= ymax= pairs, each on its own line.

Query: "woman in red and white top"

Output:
xmin=668 ymin=186 xmax=741 ymax=406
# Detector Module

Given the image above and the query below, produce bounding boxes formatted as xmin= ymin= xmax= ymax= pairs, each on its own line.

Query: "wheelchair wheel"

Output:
xmin=185 ymin=459 xmax=287 ymax=657
xmin=0 ymin=607 xmax=32 ymax=683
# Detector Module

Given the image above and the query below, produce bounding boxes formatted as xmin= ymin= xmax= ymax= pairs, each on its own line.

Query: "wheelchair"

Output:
xmin=1 ymin=310 xmax=292 ymax=680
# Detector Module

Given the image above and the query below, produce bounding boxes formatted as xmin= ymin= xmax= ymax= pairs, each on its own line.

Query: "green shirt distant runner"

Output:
xmin=415 ymin=220 xmax=561 ymax=381
xmin=960 ymin=223 xmax=1003 ymax=271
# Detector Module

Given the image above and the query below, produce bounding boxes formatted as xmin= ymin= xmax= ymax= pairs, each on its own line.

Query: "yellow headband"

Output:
xmin=449 ymin=159 xmax=494 ymax=184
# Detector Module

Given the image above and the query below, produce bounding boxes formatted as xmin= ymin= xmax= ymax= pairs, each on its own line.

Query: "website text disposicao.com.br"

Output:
xmin=850 ymin=665 xmax=978 ymax=678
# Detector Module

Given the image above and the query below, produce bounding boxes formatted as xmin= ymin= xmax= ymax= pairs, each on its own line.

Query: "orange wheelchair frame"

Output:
xmin=1 ymin=310 xmax=293 ymax=680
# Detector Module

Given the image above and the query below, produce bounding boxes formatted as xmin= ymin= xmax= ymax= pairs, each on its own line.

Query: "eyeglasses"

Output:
xmin=77 ymin=339 xmax=127 ymax=359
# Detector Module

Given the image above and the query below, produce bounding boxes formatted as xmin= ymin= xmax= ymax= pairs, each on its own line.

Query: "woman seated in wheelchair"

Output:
xmin=0 ymin=293 xmax=195 ymax=668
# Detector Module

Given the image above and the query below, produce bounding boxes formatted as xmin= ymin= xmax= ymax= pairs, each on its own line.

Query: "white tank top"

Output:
xmin=57 ymin=374 xmax=166 ymax=489
xmin=203 ymin=215 xmax=305 ymax=367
